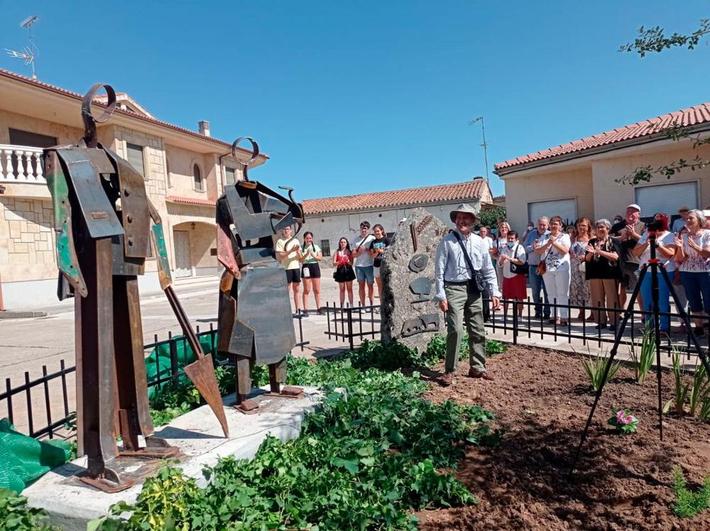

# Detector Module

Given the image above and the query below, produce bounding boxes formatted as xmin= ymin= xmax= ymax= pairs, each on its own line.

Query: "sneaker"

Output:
xmin=302 ymin=310 xmax=310 ymax=318
xmin=318 ymin=308 xmax=326 ymax=316
xmin=607 ymin=324 xmax=616 ymax=332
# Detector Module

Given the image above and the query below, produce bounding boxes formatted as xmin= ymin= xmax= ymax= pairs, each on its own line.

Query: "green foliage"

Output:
xmin=688 ymin=362 xmax=710 ymax=417
xmin=581 ymin=353 xmax=620 ymax=392
xmin=666 ymin=350 xmax=691 ymax=415
xmin=620 ymin=19 xmax=710 ymax=57
xmin=665 ymin=352 xmax=710 ymax=420
xmin=0 ymin=488 xmax=57 ymax=530
xmin=485 ymin=339 xmax=507 ymax=357
xmin=99 ymin=352 xmax=493 ymax=530
xmin=630 ymin=326 xmax=655 ymax=384
xmin=479 ymin=206 xmax=506 ymax=231
xmin=672 ymin=466 xmax=710 ymax=518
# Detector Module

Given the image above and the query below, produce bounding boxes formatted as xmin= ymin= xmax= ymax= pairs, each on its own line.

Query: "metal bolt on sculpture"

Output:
xmin=216 ymin=137 xmax=305 ymax=412
xmin=44 ymin=84 xmax=228 ymax=492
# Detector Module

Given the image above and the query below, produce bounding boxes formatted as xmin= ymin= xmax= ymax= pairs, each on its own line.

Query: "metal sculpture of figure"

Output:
xmin=216 ymin=137 xmax=305 ymax=411
xmin=44 ymin=83 xmax=227 ymax=492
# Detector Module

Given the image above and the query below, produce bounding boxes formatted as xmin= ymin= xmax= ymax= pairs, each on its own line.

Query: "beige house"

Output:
xmin=302 ymin=177 xmax=493 ymax=258
xmin=0 ymin=68 xmax=266 ymax=309
xmin=495 ymin=103 xmax=710 ymax=232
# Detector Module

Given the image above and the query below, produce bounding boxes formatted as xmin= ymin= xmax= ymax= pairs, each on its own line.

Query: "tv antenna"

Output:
xmin=468 ymin=115 xmax=489 ymax=180
xmin=5 ymin=15 xmax=40 ymax=79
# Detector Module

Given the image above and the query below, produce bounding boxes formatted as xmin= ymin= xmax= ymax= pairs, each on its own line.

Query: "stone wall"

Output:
xmin=0 ymin=197 xmax=56 ymax=282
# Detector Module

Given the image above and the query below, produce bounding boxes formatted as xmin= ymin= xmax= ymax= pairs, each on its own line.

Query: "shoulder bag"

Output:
xmin=451 ymin=231 xmax=486 ymax=293
xmin=510 ymin=244 xmax=528 ymax=276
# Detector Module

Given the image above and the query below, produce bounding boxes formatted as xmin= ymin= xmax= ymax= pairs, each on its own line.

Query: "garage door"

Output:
xmin=527 ymin=199 xmax=577 ymax=226
xmin=635 ymin=182 xmax=698 ymax=217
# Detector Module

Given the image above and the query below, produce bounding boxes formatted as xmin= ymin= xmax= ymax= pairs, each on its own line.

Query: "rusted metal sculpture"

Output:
xmin=216 ymin=137 xmax=305 ymax=411
xmin=44 ymin=84 xmax=227 ymax=492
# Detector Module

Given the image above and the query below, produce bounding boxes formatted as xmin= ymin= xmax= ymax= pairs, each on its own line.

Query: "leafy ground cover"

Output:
xmin=94 ymin=344 xmax=495 ymax=530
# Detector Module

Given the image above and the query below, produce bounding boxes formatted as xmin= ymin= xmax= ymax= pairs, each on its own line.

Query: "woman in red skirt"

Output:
xmin=498 ymin=230 xmax=527 ymax=316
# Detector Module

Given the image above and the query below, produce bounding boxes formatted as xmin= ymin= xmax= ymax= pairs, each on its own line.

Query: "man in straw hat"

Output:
xmin=434 ymin=203 xmax=500 ymax=386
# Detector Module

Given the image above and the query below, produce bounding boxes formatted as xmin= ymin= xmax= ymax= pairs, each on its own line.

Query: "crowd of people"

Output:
xmin=480 ymin=203 xmax=710 ymax=335
xmin=275 ymin=220 xmax=391 ymax=315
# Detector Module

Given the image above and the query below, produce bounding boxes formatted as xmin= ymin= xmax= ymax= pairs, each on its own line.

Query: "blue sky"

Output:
xmin=1 ymin=1 xmax=709 ymax=200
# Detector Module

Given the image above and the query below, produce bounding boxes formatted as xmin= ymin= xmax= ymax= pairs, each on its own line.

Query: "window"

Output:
xmin=635 ymin=182 xmax=698 ymax=218
xmin=193 ymin=163 xmax=203 ymax=191
xmin=126 ymin=143 xmax=145 ymax=177
xmin=320 ymin=239 xmax=331 ymax=257
xmin=224 ymin=167 xmax=236 ymax=185
xmin=527 ymin=199 xmax=577 ymax=227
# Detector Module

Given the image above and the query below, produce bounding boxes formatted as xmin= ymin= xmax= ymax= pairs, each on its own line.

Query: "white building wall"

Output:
xmin=303 ymin=200 xmax=477 ymax=265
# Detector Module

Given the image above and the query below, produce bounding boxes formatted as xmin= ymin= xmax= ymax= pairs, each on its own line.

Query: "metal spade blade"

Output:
xmin=164 ymin=285 xmax=229 ymax=437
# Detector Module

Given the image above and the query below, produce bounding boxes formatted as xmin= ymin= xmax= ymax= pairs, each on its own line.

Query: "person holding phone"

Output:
xmin=300 ymin=231 xmax=323 ymax=316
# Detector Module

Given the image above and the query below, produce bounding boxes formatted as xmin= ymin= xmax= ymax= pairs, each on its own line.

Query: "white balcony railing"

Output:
xmin=0 ymin=144 xmax=46 ymax=184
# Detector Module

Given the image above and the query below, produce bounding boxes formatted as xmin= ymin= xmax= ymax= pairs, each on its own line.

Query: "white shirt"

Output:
xmin=481 ymin=236 xmax=494 ymax=250
xmin=538 ymin=233 xmax=571 ymax=272
xmin=499 ymin=243 xmax=527 ymax=279
xmin=434 ymin=230 xmax=501 ymax=300
xmin=637 ymin=230 xmax=675 ymax=265
xmin=351 ymin=234 xmax=375 ymax=267
xmin=678 ymin=230 xmax=710 ymax=272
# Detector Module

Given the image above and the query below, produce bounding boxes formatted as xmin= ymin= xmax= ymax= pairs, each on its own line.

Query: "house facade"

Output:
xmin=495 ymin=103 xmax=710 ymax=232
xmin=0 ymin=68 xmax=265 ymax=309
xmin=302 ymin=178 xmax=493 ymax=259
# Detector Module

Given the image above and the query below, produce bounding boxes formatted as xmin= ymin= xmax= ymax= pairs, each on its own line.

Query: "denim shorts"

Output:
xmin=355 ymin=265 xmax=374 ymax=284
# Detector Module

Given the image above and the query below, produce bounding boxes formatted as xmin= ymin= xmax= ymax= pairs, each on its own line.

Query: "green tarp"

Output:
xmin=0 ymin=418 xmax=71 ymax=494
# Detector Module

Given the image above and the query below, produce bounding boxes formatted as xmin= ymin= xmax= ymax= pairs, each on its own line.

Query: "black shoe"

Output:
xmin=318 ymin=308 xmax=326 ymax=316
xmin=302 ymin=310 xmax=310 ymax=318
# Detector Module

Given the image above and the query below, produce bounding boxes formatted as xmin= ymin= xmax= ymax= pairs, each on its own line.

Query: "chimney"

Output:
xmin=198 ymin=120 xmax=211 ymax=137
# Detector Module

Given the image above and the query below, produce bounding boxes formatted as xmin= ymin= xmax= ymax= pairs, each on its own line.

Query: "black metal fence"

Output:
xmin=323 ymin=302 xmax=380 ymax=350
xmin=322 ymin=298 xmax=710 ymax=362
xmin=1 ymin=316 xmax=310 ymax=440
xmin=488 ymin=297 xmax=710 ymax=361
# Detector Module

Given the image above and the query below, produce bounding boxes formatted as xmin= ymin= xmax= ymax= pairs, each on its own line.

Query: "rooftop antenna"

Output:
xmin=5 ymin=15 xmax=39 ymax=79
xmin=468 ymin=115 xmax=489 ymax=180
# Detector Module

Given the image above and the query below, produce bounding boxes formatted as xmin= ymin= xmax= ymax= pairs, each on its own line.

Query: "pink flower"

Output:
xmin=616 ymin=410 xmax=626 ymax=424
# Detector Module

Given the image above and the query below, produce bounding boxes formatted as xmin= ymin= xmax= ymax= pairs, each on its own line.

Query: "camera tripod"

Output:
xmin=570 ymin=233 xmax=710 ymax=474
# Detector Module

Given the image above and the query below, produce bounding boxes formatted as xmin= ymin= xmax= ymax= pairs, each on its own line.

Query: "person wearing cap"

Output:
xmin=351 ymin=221 xmax=376 ymax=308
xmin=671 ymin=206 xmax=691 ymax=234
xmin=434 ymin=203 xmax=500 ymax=386
xmin=610 ymin=204 xmax=646 ymax=309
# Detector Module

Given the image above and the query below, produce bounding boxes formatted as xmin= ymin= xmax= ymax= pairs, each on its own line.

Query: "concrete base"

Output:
xmin=23 ymin=386 xmax=322 ymax=530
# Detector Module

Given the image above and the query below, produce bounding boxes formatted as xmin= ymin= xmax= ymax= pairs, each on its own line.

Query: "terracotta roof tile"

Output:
xmin=0 ymin=68 xmax=265 ymax=160
xmin=495 ymin=102 xmax=710 ymax=172
xmin=303 ymin=179 xmax=489 ymax=216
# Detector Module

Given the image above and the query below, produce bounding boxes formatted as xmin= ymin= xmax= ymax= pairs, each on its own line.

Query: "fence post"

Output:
xmin=169 ymin=331 xmax=179 ymax=385
xmin=42 ymin=365 xmax=53 ymax=439
xmin=512 ymin=299 xmax=518 ymax=345
xmin=347 ymin=306 xmax=354 ymax=351
xmin=5 ymin=377 xmax=13 ymax=425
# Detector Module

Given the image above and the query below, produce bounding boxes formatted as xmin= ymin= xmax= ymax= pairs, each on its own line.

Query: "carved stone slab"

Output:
xmin=380 ymin=208 xmax=449 ymax=351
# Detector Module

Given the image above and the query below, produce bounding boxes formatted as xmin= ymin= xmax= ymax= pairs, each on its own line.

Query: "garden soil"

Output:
xmin=417 ymin=345 xmax=710 ymax=530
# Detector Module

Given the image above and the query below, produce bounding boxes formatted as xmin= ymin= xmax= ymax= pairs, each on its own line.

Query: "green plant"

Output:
xmin=101 ymin=353 xmax=493 ymax=530
xmin=666 ymin=349 xmax=690 ymax=415
xmin=0 ymin=488 xmax=57 ymax=530
xmin=607 ymin=408 xmax=639 ymax=434
xmin=630 ymin=326 xmax=655 ymax=384
xmin=688 ymin=362 xmax=710 ymax=417
xmin=581 ymin=352 xmax=620 ymax=392
xmin=672 ymin=466 xmax=710 ymax=518
xmin=485 ymin=339 xmax=506 ymax=356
